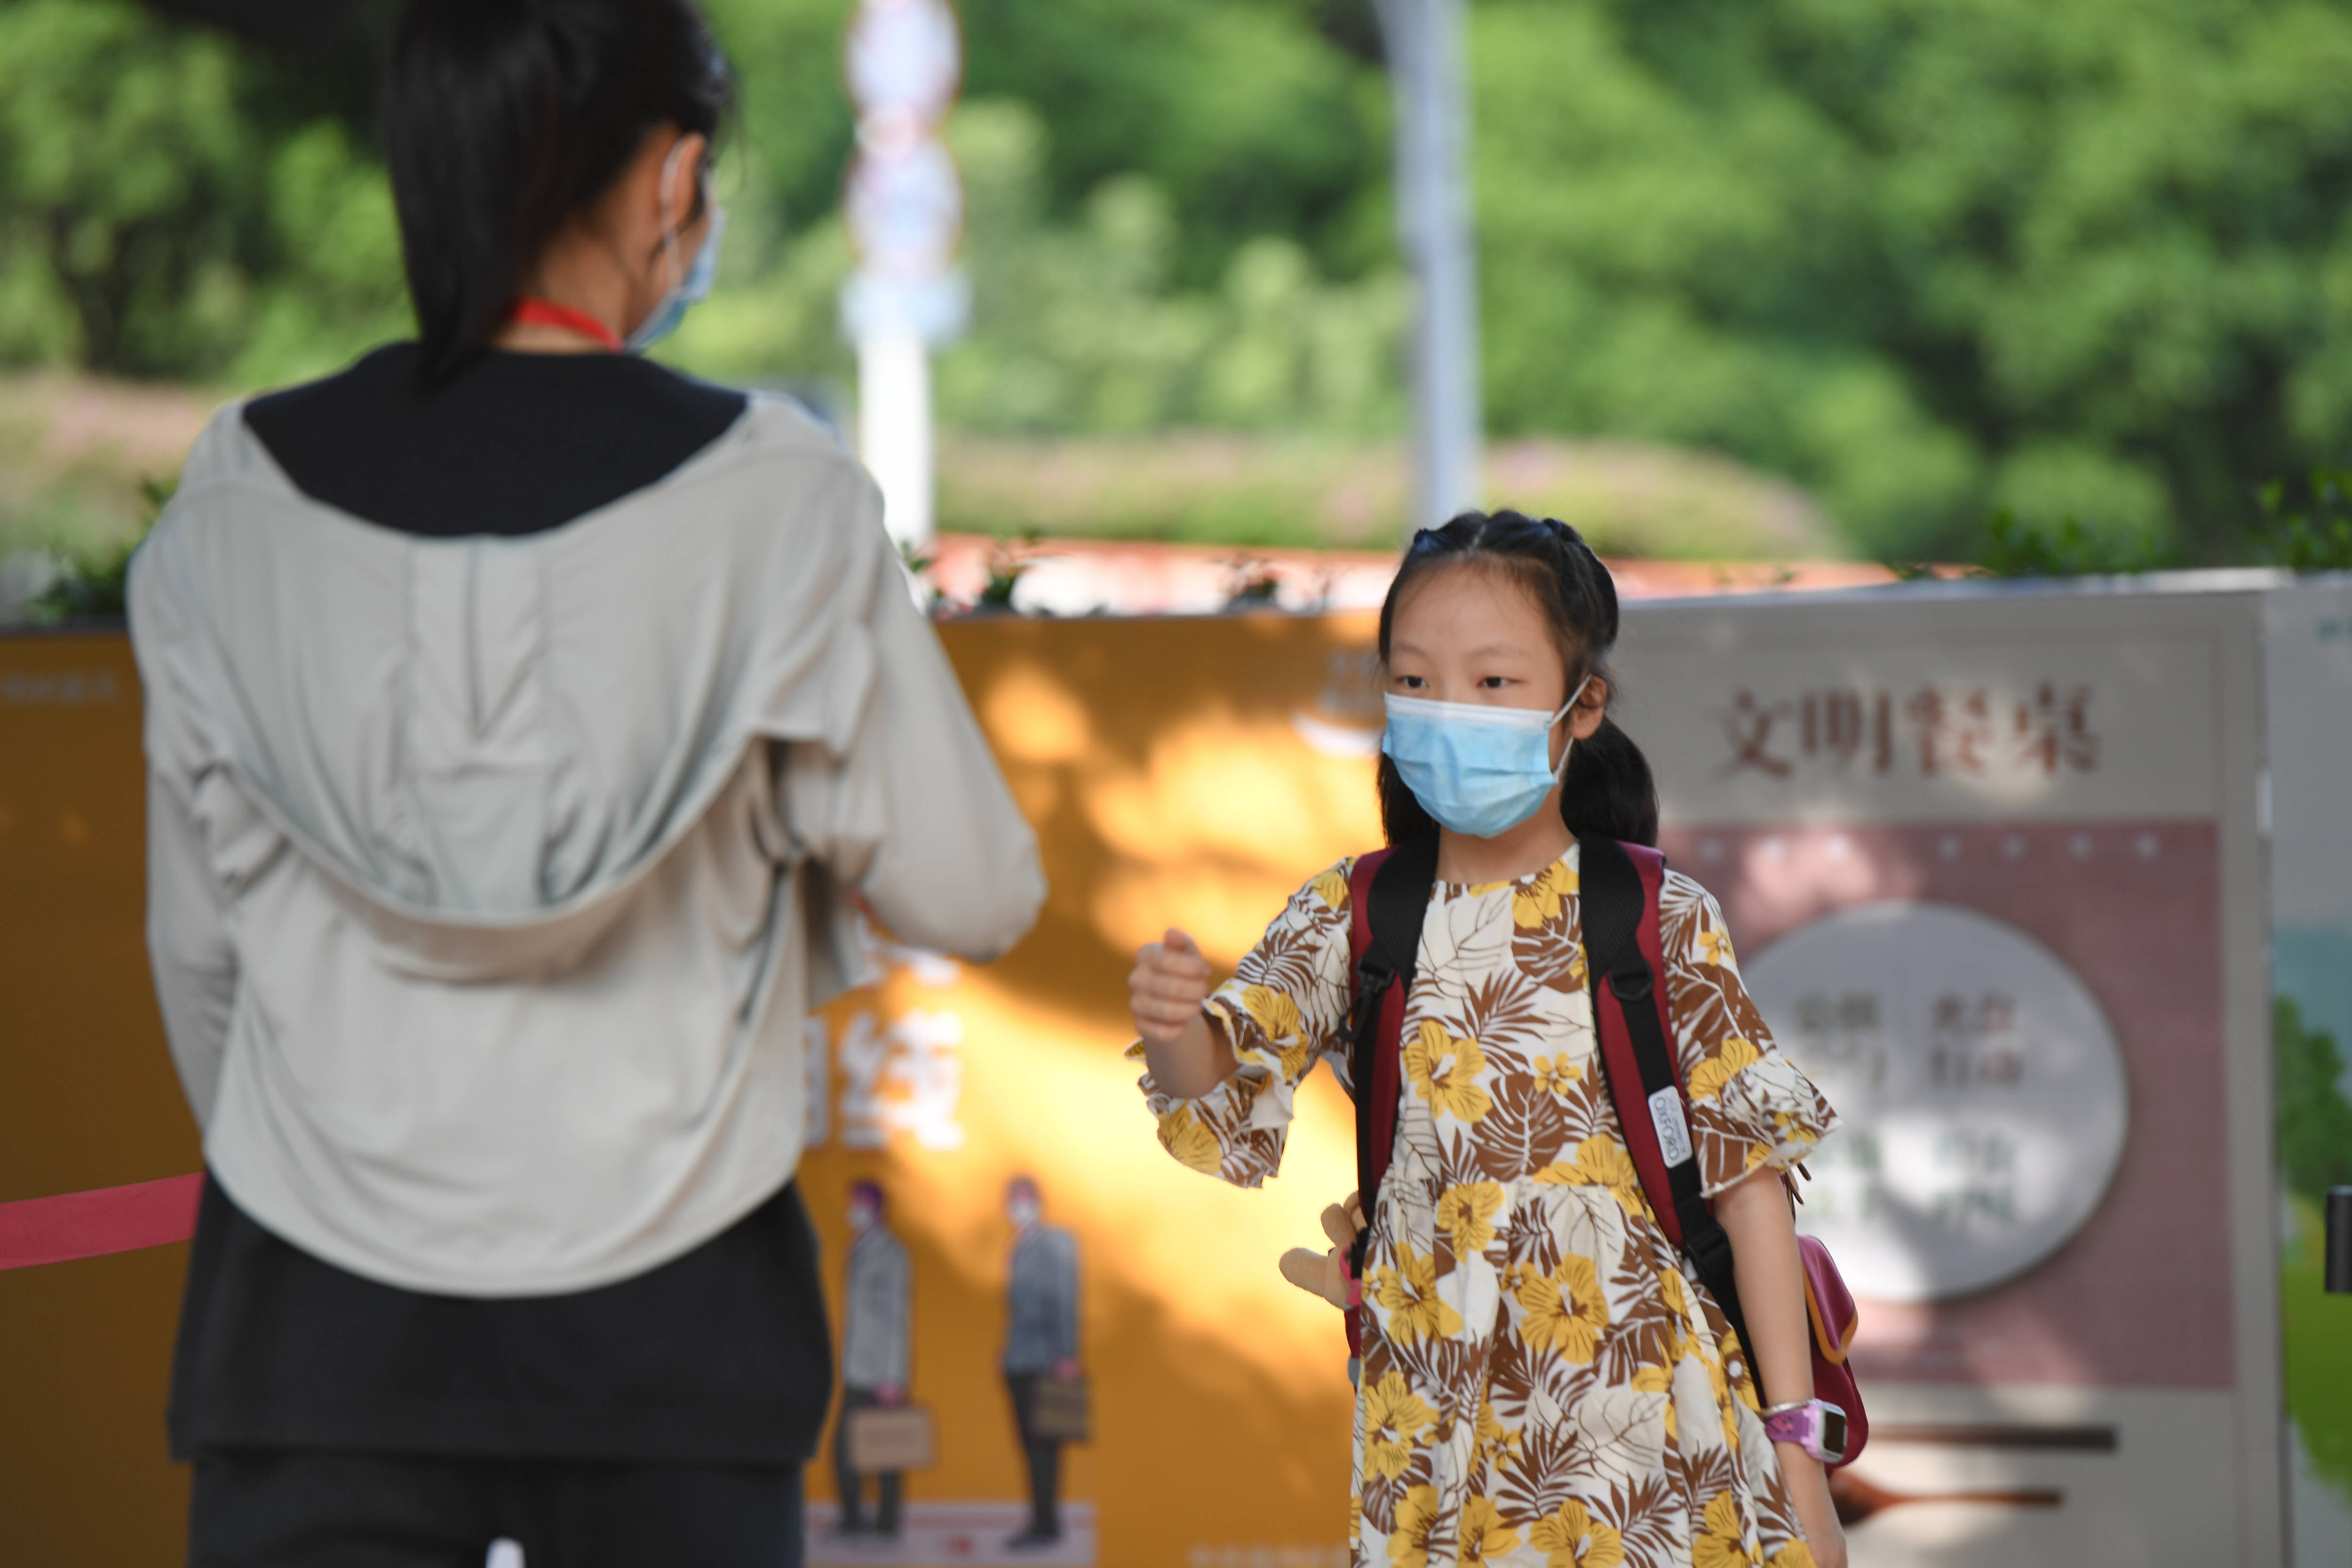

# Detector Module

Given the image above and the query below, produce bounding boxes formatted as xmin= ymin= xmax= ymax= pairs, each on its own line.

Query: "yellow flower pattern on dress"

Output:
xmin=1512 ymin=860 xmax=1578 ymax=928
xmin=1470 ymin=1394 xmax=1519 ymax=1474
xmin=1695 ymin=1333 xmax=1748 ymax=1449
xmin=1632 ymin=1362 xmax=1676 ymax=1441
xmin=1236 ymin=983 xmax=1315 ymax=1080
xmin=1528 ymin=1499 xmax=1626 ymax=1568
xmin=1364 ymin=1371 xmax=1438 ymax=1482
xmin=1534 ymin=1134 xmax=1649 ymax=1221
xmin=1531 ymin=1053 xmax=1584 ymax=1097
xmin=1136 ymin=848 xmax=1837 ymax=1567
xmin=1405 ymin=1020 xmax=1494 ymax=1123
xmin=1692 ymin=1494 xmax=1756 ymax=1568
xmin=1512 ymin=1254 xmax=1612 ymax=1363
xmin=1375 ymin=1240 xmax=1467 ymax=1344
xmin=1687 ymin=1036 xmax=1761 ymax=1103
xmin=1437 ymin=1181 xmax=1506 ymax=1256
xmin=1388 ymin=1486 xmax=1443 ymax=1568
xmin=1240 ymin=983 xmax=1302 ymax=1039
xmin=1155 ymin=1104 xmax=1224 ymax=1174
xmin=1457 ymin=1497 xmax=1519 ymax=1566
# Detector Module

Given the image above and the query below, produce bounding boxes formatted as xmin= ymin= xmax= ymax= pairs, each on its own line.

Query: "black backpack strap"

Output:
xmin=1346 ymin=833 xmax=1440 ymax=1279
xmin=1576 ymin=831 xmax=1753 ymax=1358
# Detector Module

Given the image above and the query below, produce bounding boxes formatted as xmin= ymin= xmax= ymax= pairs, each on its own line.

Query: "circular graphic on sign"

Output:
xmin=1743 ymin=900 xmax=2129 ymax=1302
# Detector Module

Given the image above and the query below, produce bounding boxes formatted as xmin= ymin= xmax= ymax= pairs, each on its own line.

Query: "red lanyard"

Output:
xmin=510 ymin=297 xmax=622 ymax=352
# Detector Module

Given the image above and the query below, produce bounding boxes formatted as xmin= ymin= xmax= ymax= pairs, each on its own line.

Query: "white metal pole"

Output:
xmin=1375 ymin=0 xmax=1484 ymax=537
xmin=858 ymin=326 xmax=935 ymax=550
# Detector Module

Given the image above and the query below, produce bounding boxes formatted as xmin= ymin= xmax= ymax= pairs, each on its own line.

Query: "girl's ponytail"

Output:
xmin=1559 ymin=713 xmax=1659 ymax=847
xmin=1374 ymin=509 xmax=1662 ymax=849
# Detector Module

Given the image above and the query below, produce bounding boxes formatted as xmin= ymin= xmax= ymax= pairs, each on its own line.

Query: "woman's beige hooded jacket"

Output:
xmin=128 ymin=394 xmax=1043 ymax=1295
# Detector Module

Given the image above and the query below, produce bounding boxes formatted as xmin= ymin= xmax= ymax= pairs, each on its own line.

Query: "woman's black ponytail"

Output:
xmin=384 ymin=0 xmax=732 ymax=384
xmin=1375 ymin=509 xmax=1661 ymax=849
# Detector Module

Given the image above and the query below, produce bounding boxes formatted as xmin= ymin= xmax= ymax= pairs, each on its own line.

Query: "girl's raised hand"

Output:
xmin=1129 ymin=928 xmax=1214 ymax=1045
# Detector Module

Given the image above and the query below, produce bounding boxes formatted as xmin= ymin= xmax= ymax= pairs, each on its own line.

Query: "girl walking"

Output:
xmin=1128 ymin=513 xmax=1844 ymax=1568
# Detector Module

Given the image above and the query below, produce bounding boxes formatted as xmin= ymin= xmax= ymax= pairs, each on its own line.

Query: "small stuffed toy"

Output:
xmin=1277 ymin=1191 xmax=1366 ymax=1308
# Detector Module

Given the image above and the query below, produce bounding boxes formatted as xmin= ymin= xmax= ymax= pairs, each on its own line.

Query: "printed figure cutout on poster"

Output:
xmin=835 ymin=1181 xmax=917 ymax=1543
xmin=1002 ymin=1176 xmax=1086 ymax=1552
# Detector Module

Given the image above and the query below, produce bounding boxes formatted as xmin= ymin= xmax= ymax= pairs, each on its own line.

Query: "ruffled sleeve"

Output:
xmin=1659 ymin=871 xmax=1838 ymax=1196
xmin=1135 ymin=860 xmax=1358 ymax=1188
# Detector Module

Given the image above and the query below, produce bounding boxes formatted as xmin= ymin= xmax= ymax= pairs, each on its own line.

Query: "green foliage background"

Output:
xmin=9 ymin=0 xmax=2352 ymax=561
xmin=2273 ymin=999 xmax=2352 ymax=1502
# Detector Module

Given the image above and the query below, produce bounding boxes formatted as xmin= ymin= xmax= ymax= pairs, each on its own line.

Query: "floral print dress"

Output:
xmin=1138 ymin=846 xmax=1838 ymax=1568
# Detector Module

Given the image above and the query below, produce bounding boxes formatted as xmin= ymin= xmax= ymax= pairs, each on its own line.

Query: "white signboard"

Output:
xmin=1620 ymin=582 xmax=2282 ymax=1568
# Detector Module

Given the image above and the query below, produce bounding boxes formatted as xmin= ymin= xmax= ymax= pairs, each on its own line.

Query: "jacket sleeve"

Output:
xmin=129 ymin=517 xmax=239 ymax=1132
xmin=774 ymin=472 xmax=1045 ymax=962
xmin=145 ymin=766 xmax=237 ymax=1130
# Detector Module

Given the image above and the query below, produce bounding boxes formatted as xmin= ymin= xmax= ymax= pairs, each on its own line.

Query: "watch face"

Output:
xmin=1819 ymin=1405 xmax=1849 ymax=1462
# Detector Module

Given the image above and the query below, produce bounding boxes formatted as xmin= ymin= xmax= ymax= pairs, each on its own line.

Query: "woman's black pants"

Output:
xmin=187 ymin=1449 xmax=803 ymax=1568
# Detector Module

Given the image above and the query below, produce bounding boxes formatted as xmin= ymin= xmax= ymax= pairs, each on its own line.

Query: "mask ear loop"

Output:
xmin=653 ymin=138 xmax=694 ymax=299
xmin=1550 ymin=673 xmax=1595 ymax=784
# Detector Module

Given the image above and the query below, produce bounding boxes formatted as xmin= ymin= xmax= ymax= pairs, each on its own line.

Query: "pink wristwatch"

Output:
xmin=1761 ymin=1399 xmax=1849 ymax=1465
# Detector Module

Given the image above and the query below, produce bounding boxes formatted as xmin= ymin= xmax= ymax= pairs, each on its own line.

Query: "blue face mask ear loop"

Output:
xmin=627 ymin=141 xmax=721 ymax=354
xmin=653 ymin=139 xmax=695 ymax=302
xmin=1549 ymin=673 xmax=1595 ymax=786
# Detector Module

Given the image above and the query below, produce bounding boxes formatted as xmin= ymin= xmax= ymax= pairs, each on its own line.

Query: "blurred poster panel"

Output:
xmin=1620 ymin=585 xmax=2283 ymax=1568
xmin=2262 ymin=581 xmax=2352 ymax=1568
xmin=796 ymin=613 xmax=1391 ymax=1568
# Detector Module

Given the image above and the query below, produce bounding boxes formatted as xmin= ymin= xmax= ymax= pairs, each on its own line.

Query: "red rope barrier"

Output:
xmin=0 ymin=1173 xmax=203 ymax=1271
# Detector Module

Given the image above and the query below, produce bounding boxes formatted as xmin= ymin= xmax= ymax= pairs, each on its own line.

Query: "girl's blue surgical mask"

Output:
xmin=626 ymin=143 xmax=725 ymax=354
xmin=1381 ymin=676 xmax=1592 ymax=839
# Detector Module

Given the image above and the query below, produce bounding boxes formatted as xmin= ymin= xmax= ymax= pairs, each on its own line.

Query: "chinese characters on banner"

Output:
xmin=805 ymin=927 xmax=971 ymax=1154
xmin=1721 ymin=682 xmax=2098 ymax=780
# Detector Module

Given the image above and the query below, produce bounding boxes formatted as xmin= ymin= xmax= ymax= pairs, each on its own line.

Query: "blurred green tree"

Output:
xmin=1471 ymin=0 xmax=2352 ymax=563
xmin=18 ymin=0 xmax=2352 ymax=567
xmin=955 ymin=0 xmax=1390 ymax=287
xmin=666 ymin=98 xmax=1405 ymax=438
xmin=691 ymin=0 xmax=1388 ymax=291
xmin=0 ymin=0 xmax=259 ymax=373
xmin=0 ymin=0 xmax=405 ymax=382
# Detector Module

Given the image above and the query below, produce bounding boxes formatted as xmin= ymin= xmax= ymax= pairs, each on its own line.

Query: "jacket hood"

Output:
xmin=129 ymin=395 xmax=886 ymax=983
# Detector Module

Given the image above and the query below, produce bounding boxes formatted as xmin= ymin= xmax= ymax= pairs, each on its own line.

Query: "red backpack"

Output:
xmin=1342 ymin=830 xmax=1866 ymax=1467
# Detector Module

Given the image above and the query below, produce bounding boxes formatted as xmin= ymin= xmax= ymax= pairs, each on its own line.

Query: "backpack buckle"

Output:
xmin=1350 ymin=958 xmax=1395 ymax=1038
xmin=1608 ymin=965 xmax=1653 ymax=1003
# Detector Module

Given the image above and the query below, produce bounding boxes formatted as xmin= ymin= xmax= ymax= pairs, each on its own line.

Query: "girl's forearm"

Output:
xmin=1715 ymin=1169 xmax=1843 ymax=1559
xmin=1142 ymin=1011 xmax=1238 ymax=1099
xmin=1714 ymin=1168 xmax=1814 ymax=1411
